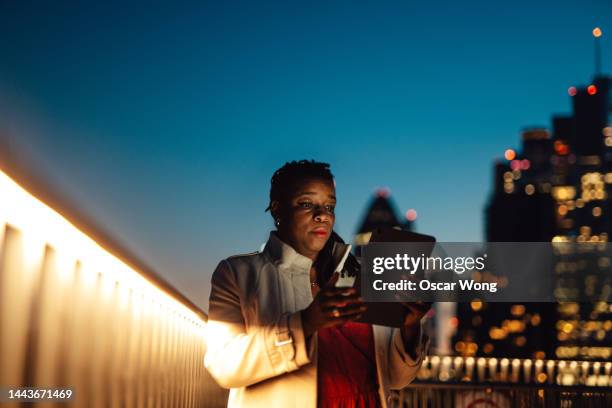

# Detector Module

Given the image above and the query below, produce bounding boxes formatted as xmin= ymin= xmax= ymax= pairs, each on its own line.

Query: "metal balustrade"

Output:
xmin=0 ymin=169 xmax=227 ymax=407
xmin=395 ymin=384 xmax=612 ymax=408
xmin=415 ymin=356 xmax=611 ymax=387
xmin=391 ymin=356 xmax=612 ymax=407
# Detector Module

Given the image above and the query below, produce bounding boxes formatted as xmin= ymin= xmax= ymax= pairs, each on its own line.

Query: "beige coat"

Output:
xmin=205 ymin=232 xmax=427 ymax=407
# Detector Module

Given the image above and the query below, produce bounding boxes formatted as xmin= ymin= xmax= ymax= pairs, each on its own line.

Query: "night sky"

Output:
xmin=1 ymin=0 xmax=611 ymax=310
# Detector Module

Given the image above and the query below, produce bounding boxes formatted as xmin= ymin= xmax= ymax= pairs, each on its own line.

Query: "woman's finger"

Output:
xmin=325 ymin=303 xmax=367 ymax=317
xmin=320 ymin=286 xmax=357 ymax=297
xmin=320 ymin=295 xmax=363 ymax=308
xmin=321 ymin=291 xmax=362 ymax=302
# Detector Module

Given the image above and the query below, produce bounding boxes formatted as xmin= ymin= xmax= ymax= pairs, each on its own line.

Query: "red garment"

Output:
xmin=317 ymin=322 xmax=382 ymax=408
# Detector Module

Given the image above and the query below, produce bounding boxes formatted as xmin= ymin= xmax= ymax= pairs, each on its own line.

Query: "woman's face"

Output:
xmin=275 ymin=178 xmax=336 ymax=261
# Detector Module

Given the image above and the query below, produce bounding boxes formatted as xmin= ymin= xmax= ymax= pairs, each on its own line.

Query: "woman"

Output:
xmin=205 ymin=160 xmax=429 ymax=407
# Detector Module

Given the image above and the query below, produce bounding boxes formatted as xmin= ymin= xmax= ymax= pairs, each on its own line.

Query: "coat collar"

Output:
xmin=264 ymin=231 xmax=314 ymax=271
xmin=263 ymin=231 xmax=353 ymax=273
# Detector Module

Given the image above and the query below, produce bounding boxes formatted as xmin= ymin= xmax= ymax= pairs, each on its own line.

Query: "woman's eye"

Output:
xmin=325 ymin=205 xmax=335 ymax=213
xmin=298 ymin=202 xmax=313 ymax=209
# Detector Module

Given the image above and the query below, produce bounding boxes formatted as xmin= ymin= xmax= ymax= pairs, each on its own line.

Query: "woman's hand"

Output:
xmin=301 ymin=273 xmax=366 ymax=338
xmin=399 ymin=302 xmax=431 ymax=358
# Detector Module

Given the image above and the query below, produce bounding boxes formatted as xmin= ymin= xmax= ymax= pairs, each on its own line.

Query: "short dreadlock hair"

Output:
xmin=265 ymin=160 xmax=334 ymax=213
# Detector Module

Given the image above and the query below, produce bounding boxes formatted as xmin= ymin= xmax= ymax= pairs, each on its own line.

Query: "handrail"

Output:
xmin=415 ymin=355 xmax=611 ymax=388
xmin=0 ymin=157 xmax=206 ymax=321
xmin=0 ymin=167 xmax=227 ymax=407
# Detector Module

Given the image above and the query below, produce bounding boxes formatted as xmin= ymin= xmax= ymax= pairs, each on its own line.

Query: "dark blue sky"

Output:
xmin=1 ymin=1 xmax=611 ymax=310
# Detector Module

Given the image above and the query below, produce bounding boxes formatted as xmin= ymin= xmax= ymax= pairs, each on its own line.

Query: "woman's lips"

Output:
xmin=311 ymin=229 xmax=329 ymax=237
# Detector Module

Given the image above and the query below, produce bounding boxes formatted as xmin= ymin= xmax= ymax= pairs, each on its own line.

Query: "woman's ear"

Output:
xmin=269 ymin=200 xmax=281 ymax=222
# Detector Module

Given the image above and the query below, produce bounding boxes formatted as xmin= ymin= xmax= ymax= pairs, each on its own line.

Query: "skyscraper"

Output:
xmin=455 ymin=75 xmax=612 ymax=361
xmin=353 ymin=188 xmax=413 ymax=247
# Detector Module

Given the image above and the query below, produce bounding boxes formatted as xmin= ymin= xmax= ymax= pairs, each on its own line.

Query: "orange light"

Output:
xmin=568 ymin=86 xmax=577 ymax=97
xmin=504 ymin=149 xmax=516 ymax=160
xmin=587 ymin=85 xmax=598 ymax=95
xmin=593 ymin=27 xmax=602 ymax=38
xmin=405 ymin=209 xmax=417 ymax=221
xmin=449 ymin=317 xmax=459 ymax=328
xmin=554 ymin=140 xmax=569 ymax=155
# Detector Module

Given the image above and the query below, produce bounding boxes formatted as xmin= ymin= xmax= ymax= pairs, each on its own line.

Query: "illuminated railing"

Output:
xmin=415 ymin=356 xmax=611 ymax=386
xmin=0 ymin=170 xmax=226 ymax=407
xmin=394 ymin=355 xmax=612 ymax=407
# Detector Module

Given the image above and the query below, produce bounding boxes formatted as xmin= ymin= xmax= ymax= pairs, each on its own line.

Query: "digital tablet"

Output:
xmin=356 ymin=227 xmax=436 ymax=327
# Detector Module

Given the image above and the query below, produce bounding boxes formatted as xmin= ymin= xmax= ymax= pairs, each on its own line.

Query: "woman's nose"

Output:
xmin=313 ymin=206 xmax=332 ymax=221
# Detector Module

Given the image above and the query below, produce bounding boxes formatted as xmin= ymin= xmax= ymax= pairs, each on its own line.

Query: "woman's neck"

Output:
xmin=276 ymin=230 xmax=319 ymax=261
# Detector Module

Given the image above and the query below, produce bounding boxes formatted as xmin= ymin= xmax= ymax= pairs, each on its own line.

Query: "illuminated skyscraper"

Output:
xmin=353 ymin=188 xmax=413 ymax=247
xmin=455 ymin=75 xmax=612 ymax=361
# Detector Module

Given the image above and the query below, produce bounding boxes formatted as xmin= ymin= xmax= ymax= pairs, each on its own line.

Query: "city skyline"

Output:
xmin=455 ymin=74 xmax=612 ymax=362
